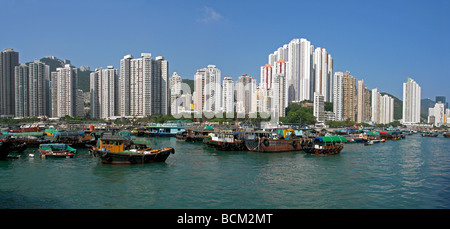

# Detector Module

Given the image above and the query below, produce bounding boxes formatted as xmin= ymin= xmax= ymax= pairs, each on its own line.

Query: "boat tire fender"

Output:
xmin=263 ymin=139 xmax=270 ymax=147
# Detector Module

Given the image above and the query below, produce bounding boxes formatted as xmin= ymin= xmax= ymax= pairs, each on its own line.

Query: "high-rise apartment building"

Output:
xmin=119 ymin=53 xmax=169 ymax=117
xmin=193 ymin=65 xmax=222 ymax=114
xmin=313 ymin=92 xmax=325 ymax=123
xmin=51 ymin=64 xmax=77 ymax=117
xmin=90 ymin=66 xmax=119 ymax=119
xmin=356 ymin=80 xmax=366 ymax=123
xmin=313 ymin=47 xmax=333 ymax=102
xmin=428 ymin=102 xmax=445 ymax=126
xmin=170 ymin=72 xmax=183 ymax=115
xmin=372 ymin=88 xmax=394 ymax=124
xmin=402 ymin=78 xmax=421 ymax=124
xmin=1 ymin=48 xmax=19 ymax=117
xmin=287 ymin=38 xmax=314 ymax=103
xmin=222 ymin=77 xmax=234 ymax=113
xmin=235 ymin=74 xmax=256 ymax=115
xmin=342 ymin=72 xmax=356 ymax=121
xmin=14 ymin=60 xmax=51 ymax=117
xmin=333 ymin=72 xmax=344 ymax=121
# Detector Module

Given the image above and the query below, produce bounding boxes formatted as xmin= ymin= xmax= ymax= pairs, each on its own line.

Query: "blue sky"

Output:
xmin=1 ymin=0 xmax=449 ymax=100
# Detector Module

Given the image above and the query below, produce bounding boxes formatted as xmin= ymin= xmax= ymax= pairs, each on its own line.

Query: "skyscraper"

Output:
xmin=356 ymin=80 xmax=366 ymax=123
xmin=193 ymin=65 xmax=222 ymax=114
xmin=402 ymin=78 xmax=421 ymax=124
xmin=333 ymin=72 xmax=344 ymax=121
xmin=342 ymin=72 xmax=356 ymax=121
xmin=313 ymin=47 xmax=333 ymax=102
xmin=222 ymin=77 xmax=234 ymax=113
xmin=287 ymin=38 xmax=314 ymax=103
xmin=51 ymin=64 xmax=77 ymax=117
xmin=119 ymin=53 xmax=169 ymax=117
xmin=0 ymin=48 xmax=19 ymax=117
xmin=15 ymin=60 xmax=51 ymax=117
xmin=90 ymin=66 xmax=119 ymax=119
xmin=235 ymin=74 xmax=256 ymax=115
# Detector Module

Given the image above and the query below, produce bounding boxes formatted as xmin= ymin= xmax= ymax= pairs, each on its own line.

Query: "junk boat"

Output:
xmin=90 ymin=136 xmax=174 ymax=164
xmin=244 ymin=129 xmax=303 ymax=152
xmin=38 ymin=143 xmax=77 ymax=158
xmin=303 ymin=136 xmax=346 ymax=155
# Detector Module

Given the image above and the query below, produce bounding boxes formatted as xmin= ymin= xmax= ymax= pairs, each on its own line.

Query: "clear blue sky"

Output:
xmin=1 ymin=0 xmax=449 ymax=101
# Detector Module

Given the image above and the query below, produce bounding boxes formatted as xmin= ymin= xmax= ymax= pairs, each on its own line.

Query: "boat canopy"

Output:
xmin=39 ymin=144 xmax=77 ymax=153
xmin=314 ymin=136 xmax=347 ymax=142
xmin=367 ymin=131 xmax=380 ymax=136
xmin=11 ymin=131 xmax=44 ymax=136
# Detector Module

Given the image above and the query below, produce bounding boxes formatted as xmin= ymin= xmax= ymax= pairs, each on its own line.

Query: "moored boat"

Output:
xmin=444 ymin=132 xmax=450 ymax=138
xmin=38 ymin=143 xmax=77 ymax=158
xmin=303 ymin=136 xmax=346 ymax=155
xmin=422 ymin=132 xmax=439 ymax=137
xmin=244 ymin=129 xmax=303 ymax=152
xmin=205 ymin=130 xmax=247 ymax=151
xmin=90 ymin=136 xmax=174 ymax=164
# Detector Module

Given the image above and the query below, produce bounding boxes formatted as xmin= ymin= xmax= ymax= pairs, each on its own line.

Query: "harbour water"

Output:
xmin=1 ymin=134 xmax=449 ymax=209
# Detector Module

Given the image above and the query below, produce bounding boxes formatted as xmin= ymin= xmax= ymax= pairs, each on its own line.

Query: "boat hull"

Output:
xmin=245 ymin=138 xmax=302 ymax=152
xmin=303 ymin=144 xmax=343 ymax=155
xmin=92 ymin=148 xmax=175 ymax=164
xmin=206 ymin=140 xmax=247 ymax=151
xmin=39 ymin=150 xmax=75 ymax=158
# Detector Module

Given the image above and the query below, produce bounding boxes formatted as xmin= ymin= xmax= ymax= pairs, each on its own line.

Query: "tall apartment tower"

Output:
xmin=313 ymin=47 xmax=333 ymax=102
xmin=402 ymin=78 xmax=421 ymax=124
xmin=235 ymin=74 xmax=257 ymax=115
xmin=222 ymin=77 xmax=234 ymax=113
xmin=333 ymin=72 xmax=344 ymax=121
xmin=0 ymin=48 xmax=19 ymax=116
xmin=170 ymin=72 xmax=183 ymax=115
xmin=342 ymin=72 xmax=356 ymax=121
xmin=51 ymin=64 xmax=77 ymax=117
xmin=90 ymin=66 xmax=119 ymax=119
xmin=287 ymin=38 xmax=313 ymax=104
xmin=119 ymin=53 xmax=169 ymax=117
xmin=14 ymin=64 xmax=29 ymax=117
xmin=356 ymin=80 xmax=366 ymax=123
xmin=15 ymin=60 xmax=51 ymax=117
xmin=193 ymin=65 xmax=222 ymax=114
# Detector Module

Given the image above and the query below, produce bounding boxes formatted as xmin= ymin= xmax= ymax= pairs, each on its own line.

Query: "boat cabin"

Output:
xmin=97 ymin=136 xmax=125 ymax=153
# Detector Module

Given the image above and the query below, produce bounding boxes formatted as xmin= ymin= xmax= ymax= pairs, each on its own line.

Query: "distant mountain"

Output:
xmin=182 ymin=78 xmax=194 ymax=94
xmin=40 ymin=57 xmax=91 ymax=92
xmin=421 ymin=98 xmax=435 ymax=120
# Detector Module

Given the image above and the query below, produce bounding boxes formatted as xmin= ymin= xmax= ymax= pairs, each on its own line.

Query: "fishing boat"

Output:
xmin=303 ymin=136 xmax=346 ymax=155
xmin=444 ymin=132 xmax=450 ymax=138
xmin=176 ymin=127 xmax=214 ymax=142
xmin=364 ymin=139 xmax=385 ymax=145
xmin=90 ymin=136 xmax=174 ymax=164
xmin=422 ymin=132 xmax=439 ymax=137
xmin=204 ymin=130 xmax=247 ymax=151
xmin=244 ymin=129 xmax=303 ymax=152
xmin=38 ymin=143 xmax=77 ymax=158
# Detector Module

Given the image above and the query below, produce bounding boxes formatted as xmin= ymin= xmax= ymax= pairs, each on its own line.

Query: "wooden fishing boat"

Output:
xmin=38 ymin=143 xmax=77 ymax=158
xmin=176 ymin=128 xmax=214 ymax=142
xmin=90 ymin=136 xmax=174 ymax=164
xmin=303 ymin=136 xmax=346 ymax=155
xmin=244 ymin=129 xmax=303 ymax=152
xmin=205 ymin=131 xmax=247 ymax=151
xmin=422 ymin=132 xmax=439 ymax=137
xmin=444 ymin=132 xmax=450 ymax=138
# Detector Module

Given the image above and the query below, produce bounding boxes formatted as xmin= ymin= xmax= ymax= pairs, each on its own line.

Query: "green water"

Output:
xmin=1 ymin=134 xmax=449 ymax=209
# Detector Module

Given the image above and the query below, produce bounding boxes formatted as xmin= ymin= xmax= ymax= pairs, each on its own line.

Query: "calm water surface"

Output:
xmin=1 ymin=134 xmax=449 ymax=209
